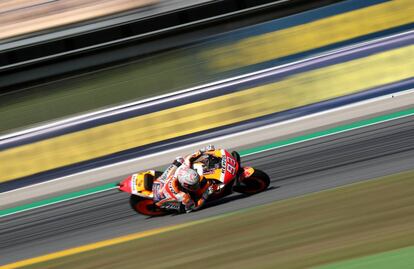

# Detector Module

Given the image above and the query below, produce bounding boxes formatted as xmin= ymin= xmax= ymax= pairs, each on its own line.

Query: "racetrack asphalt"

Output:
xmin=1 ymin=115 xmax=414 ymax=266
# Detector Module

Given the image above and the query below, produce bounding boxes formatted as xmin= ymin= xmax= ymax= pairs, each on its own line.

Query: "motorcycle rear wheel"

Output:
xmin=129 ymin=195 xmax=168 ymax=216
xmin=234 ymin=169 xmax=270 ymax=195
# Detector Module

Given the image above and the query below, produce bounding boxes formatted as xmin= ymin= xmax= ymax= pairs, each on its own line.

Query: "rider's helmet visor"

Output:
xmin=183 ymin=181 xmax=200 ymax=191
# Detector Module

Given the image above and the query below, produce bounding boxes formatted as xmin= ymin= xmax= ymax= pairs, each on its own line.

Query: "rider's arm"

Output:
xmin=155 ymin=187 xmax=195 ymax=213
xmin=183 ymin=145 xmax=216 ymax=166
xmin=183 ymin=151 xmax=202 ymax=166
xmin=193 ymin=188 xmax=209 ymax=210
xmin=194 ymin=182 xmax=224 ymax=211
xmin=192 ymin=179 xmax=216 ymax=211
xmin=176 ymin=180 xmax=212 ymax=212
xmin=178 ymin=192 xmax=195 ymax=212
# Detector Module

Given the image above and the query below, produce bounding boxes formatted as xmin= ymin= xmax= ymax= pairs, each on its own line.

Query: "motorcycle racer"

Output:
xmin=119 ymin=146 xmax=271 ymax=216
xmin=152 ymin=145 xmax=217 ymax=212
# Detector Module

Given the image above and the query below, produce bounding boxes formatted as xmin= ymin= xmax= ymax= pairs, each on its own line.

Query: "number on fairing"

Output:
xmin=226 ymin=157 xmax=236 ymax=175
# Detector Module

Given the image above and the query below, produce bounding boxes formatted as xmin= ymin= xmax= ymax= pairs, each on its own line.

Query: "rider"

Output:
xmin=152 ymin=145 xmax=217 ymax=213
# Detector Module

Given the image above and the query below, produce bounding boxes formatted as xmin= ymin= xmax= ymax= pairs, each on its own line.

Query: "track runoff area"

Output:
xmin=1 ymin=106 xmax=414 ymax=268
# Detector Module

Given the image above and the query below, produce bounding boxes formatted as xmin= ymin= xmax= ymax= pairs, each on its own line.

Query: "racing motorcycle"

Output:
xmin=118 ymin=149 xmax=270 ymax=216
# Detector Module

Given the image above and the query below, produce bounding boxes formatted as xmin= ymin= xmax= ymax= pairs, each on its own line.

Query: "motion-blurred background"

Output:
xmin=1 ymin=0 xmax=414 ymax=268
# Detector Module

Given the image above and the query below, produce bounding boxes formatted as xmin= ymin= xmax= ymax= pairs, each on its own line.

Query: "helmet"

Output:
xmin=176 ymin=166 xmax=200 ymax=191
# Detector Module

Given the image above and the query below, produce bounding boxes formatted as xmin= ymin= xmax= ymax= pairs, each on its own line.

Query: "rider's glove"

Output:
xmin=184 ymin=198 xmax=195 ymax=213
xmin=200 ymin=145 xmax=215 ymax=153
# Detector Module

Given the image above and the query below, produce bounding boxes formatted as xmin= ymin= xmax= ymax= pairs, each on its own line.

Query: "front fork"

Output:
xmin=231 ymin=151 xmax=242 ymax=188
xmin=231 ymin=151 xmax=255 ymax=188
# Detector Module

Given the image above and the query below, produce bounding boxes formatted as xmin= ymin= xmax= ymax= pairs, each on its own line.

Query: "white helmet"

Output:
xmin=176 ymin=166 xmax=200 ymax=191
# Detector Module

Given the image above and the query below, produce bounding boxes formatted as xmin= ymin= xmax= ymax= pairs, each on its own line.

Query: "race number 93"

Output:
xmin=226 ymin=157 xmax=236 ymax=175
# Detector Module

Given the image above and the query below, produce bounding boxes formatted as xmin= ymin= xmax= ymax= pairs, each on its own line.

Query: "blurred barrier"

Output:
xmin=0 ymin=0 xmax=157 ymax=41
xmin=0 ymin=0 xmax=339 ymax=89
xmin=0 ymin=43 xmax=413 ymax=183
xmin=1 ymin=0 xmax=413 ymax=134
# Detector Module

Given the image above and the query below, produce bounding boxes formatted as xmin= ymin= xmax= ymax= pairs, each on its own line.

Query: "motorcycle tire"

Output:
xmin=129 ymin=195 xmax=168 ymax=216
xmin=234 ymin=169 xmax=270 ymax=195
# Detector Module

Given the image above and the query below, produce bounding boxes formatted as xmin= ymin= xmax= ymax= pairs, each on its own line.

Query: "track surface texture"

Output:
xmin=1 ymin=115 xmax=414 ymax=265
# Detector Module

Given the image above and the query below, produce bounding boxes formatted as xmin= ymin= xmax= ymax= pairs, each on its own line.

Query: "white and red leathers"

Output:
xmin=152 ymin=146 xmax=216 ymax=212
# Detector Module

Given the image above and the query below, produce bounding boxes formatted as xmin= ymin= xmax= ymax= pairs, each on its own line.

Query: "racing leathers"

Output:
xmin=152 ymin=146 xmax=216 ymax=212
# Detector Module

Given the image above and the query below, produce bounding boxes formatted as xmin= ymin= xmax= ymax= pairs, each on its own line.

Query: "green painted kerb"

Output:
xmin=239 ymin=107 xmax=414 ymax=155
xmin=0 ymin=183 xmax=118 ymax=217
xmin=1 ymin=107 xmax=414 ymax=218
xmin=315 ymin=245 xmax=414 ymax=269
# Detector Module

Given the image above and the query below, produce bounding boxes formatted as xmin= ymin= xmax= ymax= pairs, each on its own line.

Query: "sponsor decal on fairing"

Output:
xmin=131 ymin=173 xmax=138 ymax=194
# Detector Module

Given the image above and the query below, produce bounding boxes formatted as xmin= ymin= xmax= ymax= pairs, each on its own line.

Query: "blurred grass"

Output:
xmin=23 ymin=170 xmax=414 ymax=269
xmin=315 ymin=246 xmax=414 ymax=269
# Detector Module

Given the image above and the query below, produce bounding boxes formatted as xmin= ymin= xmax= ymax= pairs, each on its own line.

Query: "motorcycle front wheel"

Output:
xmin=129 ymin=195 xmax=168 ymax=216
xmin=234 ymin=169 xmax=270 ymax=195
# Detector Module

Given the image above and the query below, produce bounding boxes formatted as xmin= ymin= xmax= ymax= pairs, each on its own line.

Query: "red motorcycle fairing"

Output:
xmin=119 ymin=173 xmax=144 ymax=195
xmin=118 ymin=174 xmax=133 ymax=194
xmin=221 ymin=150 xmax=239 ymax=185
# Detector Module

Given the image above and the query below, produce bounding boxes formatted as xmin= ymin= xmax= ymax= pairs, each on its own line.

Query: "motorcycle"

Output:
xmin=118 ymin=149 xmax=270 ymax=216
